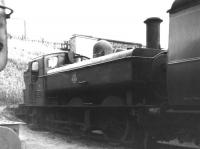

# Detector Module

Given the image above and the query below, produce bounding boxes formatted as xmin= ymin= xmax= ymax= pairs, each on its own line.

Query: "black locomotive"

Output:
xmin=19 ymin=0 xmax=200 ymax=148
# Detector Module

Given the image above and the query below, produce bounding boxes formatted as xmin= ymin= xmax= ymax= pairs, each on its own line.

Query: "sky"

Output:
xmin=5 ymin=0 xmax=174 ymax=49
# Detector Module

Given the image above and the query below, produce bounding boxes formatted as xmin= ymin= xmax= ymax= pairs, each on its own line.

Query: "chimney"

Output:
xmin=144 ymin=17 xmax=163 ymax=49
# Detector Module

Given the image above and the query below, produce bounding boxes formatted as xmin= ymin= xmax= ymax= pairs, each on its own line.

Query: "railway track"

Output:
xmin=15 ymin=108 xmax=200 ymax=149
xmin=42 ymin=122 xmax=200 ymax=149
xmin=157 ymin=143 xmax=199 ymax=149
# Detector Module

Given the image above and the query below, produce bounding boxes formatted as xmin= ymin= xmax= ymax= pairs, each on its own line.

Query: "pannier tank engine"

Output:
xmin=20 ymin=0 xmax=200 ymax=148
xmin=0 ymin=1 xmax=21 ymax=149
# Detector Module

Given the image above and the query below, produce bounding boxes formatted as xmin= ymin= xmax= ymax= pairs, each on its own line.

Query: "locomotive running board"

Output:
xmin=166 ymin=109 xmax=200 ymax=114
xmin=20 ymin=104 xmax=159 ymax=108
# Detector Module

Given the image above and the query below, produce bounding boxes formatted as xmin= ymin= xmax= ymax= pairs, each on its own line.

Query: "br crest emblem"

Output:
xmin=72 ymin=73 xmax=77 ymax=83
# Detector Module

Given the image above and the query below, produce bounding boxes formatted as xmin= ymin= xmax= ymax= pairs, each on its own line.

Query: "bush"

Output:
xmin=0 ymin=39 xmax=57 ymax=105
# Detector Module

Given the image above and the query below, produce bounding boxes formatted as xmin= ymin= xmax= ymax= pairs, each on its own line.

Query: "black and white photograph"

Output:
xmin=1 ymin=0 xmax=200 ymax=149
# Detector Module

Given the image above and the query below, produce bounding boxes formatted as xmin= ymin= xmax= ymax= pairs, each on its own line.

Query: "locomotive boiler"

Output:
xmin=19 ymin=0 xmax=200 ymax=148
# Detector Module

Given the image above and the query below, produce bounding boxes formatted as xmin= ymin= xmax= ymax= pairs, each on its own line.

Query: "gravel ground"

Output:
xmin=19 ymin=125 xmax=130 ymax=149
xmin=0 ymin=106 xmax=129 ymax=149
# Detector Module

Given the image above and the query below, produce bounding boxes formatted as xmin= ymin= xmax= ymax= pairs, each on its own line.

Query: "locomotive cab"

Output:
xmin=24 ymin=51 xmax=89 ymax=105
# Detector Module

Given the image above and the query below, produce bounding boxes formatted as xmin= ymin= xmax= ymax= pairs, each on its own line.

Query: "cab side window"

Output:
xmin=57 ymin=54 xmax=70 ymax=67
xmin=31 ymin=61 xmax=39 ymax=73
xmin=45 ymin=53 xmax=73 ymax=73
xmin=31 ymin=61 xmax=39 ymax=82
xmin=47 ymin=56 xmax=58 ymax=69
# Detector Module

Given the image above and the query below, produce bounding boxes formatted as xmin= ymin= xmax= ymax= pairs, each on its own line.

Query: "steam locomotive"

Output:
xmin=19 ymin=0 xmax=200 ymax=148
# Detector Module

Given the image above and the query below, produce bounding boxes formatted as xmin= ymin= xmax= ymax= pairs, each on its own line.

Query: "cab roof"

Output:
xmin=30 ymin=51 xmax=68 ymax=62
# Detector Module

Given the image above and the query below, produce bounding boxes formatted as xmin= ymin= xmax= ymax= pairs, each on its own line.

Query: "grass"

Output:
xmin=0 ymin=38 xmax=59 ymax=105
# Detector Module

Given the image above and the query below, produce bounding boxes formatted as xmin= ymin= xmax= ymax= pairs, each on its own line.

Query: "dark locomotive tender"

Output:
xmin=19 ymin=0 xmax=200 ymax=148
